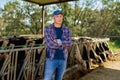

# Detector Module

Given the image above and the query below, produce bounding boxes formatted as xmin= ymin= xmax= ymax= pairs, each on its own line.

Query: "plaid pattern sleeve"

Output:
xmin=62 ymin=27 xmax=72 ymax=47
xmin=44 ymin=27 xmax=59 ymax=49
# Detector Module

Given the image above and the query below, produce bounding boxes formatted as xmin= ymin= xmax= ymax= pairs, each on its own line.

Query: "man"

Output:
xmin=44 ymin=9 xmax=72 ymax=80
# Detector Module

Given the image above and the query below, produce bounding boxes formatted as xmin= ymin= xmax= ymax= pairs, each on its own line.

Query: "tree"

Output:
xmin=0 ymin=0 xmax=120 ymax=37
xmin=1 ymin=1 xmax=49 ymax=36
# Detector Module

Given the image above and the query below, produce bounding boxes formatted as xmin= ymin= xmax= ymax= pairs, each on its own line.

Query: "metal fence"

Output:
xmin=0 ymin=37 xmax=112 ymax=80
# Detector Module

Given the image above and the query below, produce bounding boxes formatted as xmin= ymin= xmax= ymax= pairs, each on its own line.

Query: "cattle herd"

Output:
xmin=0 ymin=36 xmax=113 ymax=80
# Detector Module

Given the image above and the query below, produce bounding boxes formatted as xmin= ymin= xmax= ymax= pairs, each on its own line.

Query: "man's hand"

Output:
xmin=53 ymin=39 xmax=57 ymax=43
xmin=62 ymin=45 xmax=69 ymax=49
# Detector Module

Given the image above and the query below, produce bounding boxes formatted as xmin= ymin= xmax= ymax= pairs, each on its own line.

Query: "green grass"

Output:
xmin=108 ymin=40 xmax=120 ymax=52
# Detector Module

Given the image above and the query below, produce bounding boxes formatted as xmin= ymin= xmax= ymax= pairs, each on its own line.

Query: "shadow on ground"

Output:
xmin=80 ymin=66 xmax=120 ymax=80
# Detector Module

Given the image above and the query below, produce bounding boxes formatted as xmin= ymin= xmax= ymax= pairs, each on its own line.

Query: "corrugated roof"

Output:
xmin=23 ymin=0 xmax=78 ymax=5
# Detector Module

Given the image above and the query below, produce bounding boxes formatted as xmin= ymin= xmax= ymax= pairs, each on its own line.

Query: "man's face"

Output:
xmin=53 ymin=14 xmax=63 ymax=25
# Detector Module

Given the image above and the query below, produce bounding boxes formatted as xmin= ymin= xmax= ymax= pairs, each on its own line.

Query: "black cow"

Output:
xmin=0 ymin=36 xmax=44 ymax=80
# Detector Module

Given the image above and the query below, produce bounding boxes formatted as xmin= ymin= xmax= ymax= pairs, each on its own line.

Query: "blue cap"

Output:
xmin=53 ymin=10 xmax=63 ymax=16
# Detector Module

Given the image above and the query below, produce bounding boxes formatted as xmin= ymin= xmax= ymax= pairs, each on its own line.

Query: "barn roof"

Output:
xmin=23 ymin=0 xmax=78 ymax=5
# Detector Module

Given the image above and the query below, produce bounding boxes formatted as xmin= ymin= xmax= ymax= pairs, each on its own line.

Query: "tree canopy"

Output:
xmin=0 ymin=0 xmax=120 ymax=37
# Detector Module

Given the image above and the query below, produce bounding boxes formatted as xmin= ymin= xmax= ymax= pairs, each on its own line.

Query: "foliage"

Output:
xmin=0 ymin=0 xmax=120 ymax=37
xmin=109 ymin=40 xmax=120 ymax=52
xmin=0 ymin=1 xmax=49 ymax=36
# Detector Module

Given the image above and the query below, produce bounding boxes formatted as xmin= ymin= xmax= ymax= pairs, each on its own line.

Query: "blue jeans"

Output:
xmin=43 ymin=58 xmax=67 ymax=80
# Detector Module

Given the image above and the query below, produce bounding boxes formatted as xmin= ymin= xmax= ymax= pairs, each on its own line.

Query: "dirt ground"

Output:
xmin=65 ymin=51 xmax=120 ymax=80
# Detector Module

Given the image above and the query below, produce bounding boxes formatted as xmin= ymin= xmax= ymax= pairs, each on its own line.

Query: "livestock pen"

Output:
xmin=0 ymin=36 xmax=112 ymax=80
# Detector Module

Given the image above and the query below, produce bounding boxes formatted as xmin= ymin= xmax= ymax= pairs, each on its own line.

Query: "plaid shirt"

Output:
xmin=44 ymin=24 xmax=72 ymax=60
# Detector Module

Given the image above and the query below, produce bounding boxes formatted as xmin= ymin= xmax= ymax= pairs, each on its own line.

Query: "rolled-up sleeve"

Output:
xmin=44 ymin=27 xmax=59 ymax=49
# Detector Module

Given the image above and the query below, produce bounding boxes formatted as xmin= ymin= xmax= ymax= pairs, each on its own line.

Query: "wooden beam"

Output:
xmin=23 ymin=0 xmax=78 ymax=6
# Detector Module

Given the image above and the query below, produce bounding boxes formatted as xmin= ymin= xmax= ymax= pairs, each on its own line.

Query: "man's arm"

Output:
xmin=44 ymin=27 xmax=60 ymax=49
xmin=62 ymin=28 xmax=72 ymax=48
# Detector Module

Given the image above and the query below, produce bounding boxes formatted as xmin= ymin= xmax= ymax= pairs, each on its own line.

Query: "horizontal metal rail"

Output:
xmin=0 ymin=45 xmax=45 ymax=53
